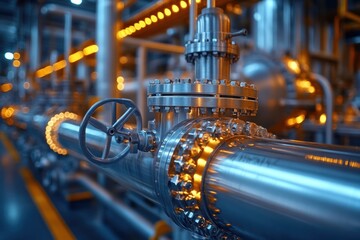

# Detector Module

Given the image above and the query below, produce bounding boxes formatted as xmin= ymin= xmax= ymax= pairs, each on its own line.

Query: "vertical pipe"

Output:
xmin=189 ymin=0 xmax=197 ymax=40
xmin=311 ymin=73 xmax=333 ymax=144
xmin=96 ymin=0 xmax=118 ymax=123
xmin=64 ymin=12 xmax=72 ymax=99
xmin=207 ymin=0 xmax=215 ymax=8
xmin=137 ymin=46 xmax=146 ymax=126
xmin=30 ymin=5 xmax=40 ymax=72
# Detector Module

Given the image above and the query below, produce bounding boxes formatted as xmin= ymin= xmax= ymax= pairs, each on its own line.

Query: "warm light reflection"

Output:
xmin=69 ymin=51 xmax=84 ymax=63
xmin=117 ymin=76 xmax=124 ymax=91
xmin=139 ymin=20 xmax=146 ymax=28
xmin=1 ymin=83 xmax=13 ymax=92
xmin=53 ymin=60 xmax=67 ymax=71
xmin=180 ymin=1 xmax=187 ymax=8
xmin=296 ymin=79 xmax=316 ymax=94
xmin=1 ymin=107 xmax=15 ymax=119
xmin=13 ymin=60 xmax=21 ymax=68
xmin=287 ymin=114 xmax=305 ymax=126
xmin=157 ymin=11 xmax=164 ymax=20
xmin=172 ymin=4 xmax=179 ymax=13
xmin=134 ymin=23 xmax=141 ymax=30
xmin=145 ymin=17 xmax=152 ymax=25
xmin=13 ymin=52 xmax=20 ymax=60
xmin=164 ymin=8 xmax=171 ymax=16
xmin=287 ymin=59 xmax=301 ymax=74
xmin=319 ymin=113 xmax=326 ymax=124
xmin=45 ymin=112 xmax=80 ymax=155
xmin=36 ymin=66 xmax=53 ymax=78
xmin=151 ymin=15 xmax=158 ymax=23
xmin=83 ymin=44 xmax=98 ymax=56
xmin=119 ymin=56 xmax=128 ymax=64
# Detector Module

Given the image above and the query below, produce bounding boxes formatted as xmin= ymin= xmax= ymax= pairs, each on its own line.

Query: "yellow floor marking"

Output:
xmin=0 ymin=132 xmax=20 ymax=162
xmin=20 ymin=168 xmax=76 ymax=240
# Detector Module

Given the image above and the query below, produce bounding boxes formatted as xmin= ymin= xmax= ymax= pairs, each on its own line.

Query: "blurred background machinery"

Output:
xmin=0 ymin=0 xmax=360 ymax=239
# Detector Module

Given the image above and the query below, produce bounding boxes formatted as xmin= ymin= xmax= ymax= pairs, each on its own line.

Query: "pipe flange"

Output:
xmin=155 ymin=118 xmax=275 ymax=238
xmin=147 ymin=79 xmax=258 ymax=117
xmin=185 ymin=40 xmax=240 ymax=64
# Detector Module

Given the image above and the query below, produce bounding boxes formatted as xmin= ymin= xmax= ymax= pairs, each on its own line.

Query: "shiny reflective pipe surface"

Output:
xmin=204 ymin=137 xmax=360 ymax=239
xmin=58 ymin=121 xmax=157 ymax=202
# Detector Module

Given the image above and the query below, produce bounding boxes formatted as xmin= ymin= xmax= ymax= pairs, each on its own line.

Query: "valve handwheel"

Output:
xmin=79 ymin=98 xmax=142 ymax=163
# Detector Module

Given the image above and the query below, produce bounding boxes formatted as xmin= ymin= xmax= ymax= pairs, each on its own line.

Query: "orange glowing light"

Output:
xmin=180 ymin=1 xmax=187 ymax=8
xmin=13 ymin=52 xmax=20 ymax=60
xmin=134 ymin=23 xmax=141 ymax=30
xmin=145 ymin=17 xmax=152 ymax=25
xmin=287 ymin=59 xmax=301 ymax=74
xmin=119 ymin=56 xmax=128 ymax=64
xmin=69 ymin=51 xmax=84 ymax=63
xmin=319 ymin=114 xmax=326 ymax=124
xmin=157 ymin=11 xmax=164 ymax=20
xmin=172 ymin=4 xmax=179 ymax=13
xmin=164 ymin=8 xmax=171 ymax=16
xmin=151 ymin=15 xmax=158 ymax=23
xmin=53 ymin=60 xmax=67 ymax=71
xmin=13 ymin=60 xmax=21 ymax=68
xmin=83 ymin=45 xmax=98 ymax=56
xmin=1 ymin=83 xmax=13 ymax=92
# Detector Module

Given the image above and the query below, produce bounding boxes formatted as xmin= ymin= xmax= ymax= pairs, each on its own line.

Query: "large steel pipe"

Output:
xmin=204 ymin=136 xmax=360 ymax=239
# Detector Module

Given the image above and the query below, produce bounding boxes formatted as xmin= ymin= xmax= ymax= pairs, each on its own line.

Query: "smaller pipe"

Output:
xmin=189 ymin=0 xmax=197 ymax=40
xmin=122 ymin=37 xmax=184 ymax=54
xmin=66 ymin=173 xmax=155 ymax=239
xmin=137 ymin=46 xmax=146 ymax=126
xmin=207 ymin=0 xmax=215 ymax=8
xmin=64 ymin=12 xmax=72 ymax=99
xmin=41 ymin=4 xmax=95 ymax=21
xmin=311 ymin=73 xmax=333 ymax=144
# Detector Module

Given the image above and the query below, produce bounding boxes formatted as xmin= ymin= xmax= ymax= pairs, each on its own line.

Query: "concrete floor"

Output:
xmin=0 ymin=132 xmax=118 ymax=240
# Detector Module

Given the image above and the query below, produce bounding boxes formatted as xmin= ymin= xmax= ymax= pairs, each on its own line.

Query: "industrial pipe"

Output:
xmin=66 ymin=173 xmax=155 ymax=239
xmin=155 ymin=118 xmax=360 ymax=239
xmin=57 ymin=120 xmax=157 ymax=202
xmin=204 ymin=136 xmax=360 ymax=239
xmin=41 ymin=4 xmax=95 ymax=21
xmin=48 ymin=114 xmax=360 ymax=239
xmin=311 ymin=73 xmax=333 ymax=144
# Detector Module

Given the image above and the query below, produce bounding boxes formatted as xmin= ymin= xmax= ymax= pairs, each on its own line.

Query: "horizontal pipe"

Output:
xmin=66 ymin=173 xmax=155 ymax=238
xmin=57 ymin=121 xmax=158 ymax=202
xmin=204 ymin=136 xmax=360 ymax=239
xmin=41 ymin=4 xmax=95 ymax=21
xmin=123 ymin=37 xmax=184 ymax=54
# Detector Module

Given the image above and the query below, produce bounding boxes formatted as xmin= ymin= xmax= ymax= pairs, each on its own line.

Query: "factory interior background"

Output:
xmin=0 ymin=0 xmax=360 ymax=239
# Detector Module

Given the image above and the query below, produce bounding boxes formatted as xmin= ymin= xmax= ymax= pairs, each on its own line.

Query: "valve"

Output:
xmin=79 ymin=98 xmax=143 ymax=164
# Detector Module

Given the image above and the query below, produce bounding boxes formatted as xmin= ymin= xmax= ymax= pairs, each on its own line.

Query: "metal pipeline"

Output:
xmin=204 ymin=136 xmax=360 ymax=239
xmin=15 ymin=107 xmax=359 ymax=239
xmin=41 ymin=4 xmax=95 ymax=21
xmin=153 ymin=118 xmax=360 ymax=239
xmin=57 ymin=121 xmax=157 ymax=202
xmin=66 ymin=173 xmax=155 ymax=239
xmin=311 ymin=73 xmax=333 ymax=144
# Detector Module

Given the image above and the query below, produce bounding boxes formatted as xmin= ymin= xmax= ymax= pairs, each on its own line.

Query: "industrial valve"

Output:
xmin=79 ymin=98 xmax=156 ymax=164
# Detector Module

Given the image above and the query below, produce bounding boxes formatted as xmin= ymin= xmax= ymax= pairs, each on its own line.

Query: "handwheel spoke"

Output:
xmin=111 ymin=102 xmax=117 ymax=124
xmin=89 ymin=117 xmax=108 ymax=133
xmin=102 ymin=135 xmax=112 ymax=159
xmin=113 ymin=107 xmax=136 ymax=130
